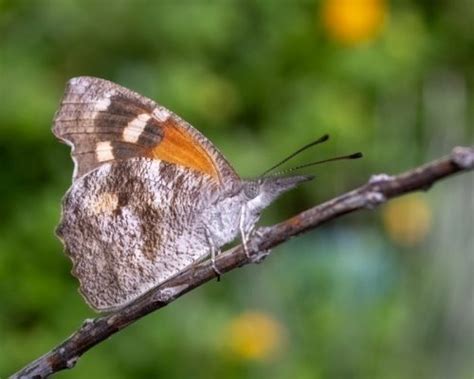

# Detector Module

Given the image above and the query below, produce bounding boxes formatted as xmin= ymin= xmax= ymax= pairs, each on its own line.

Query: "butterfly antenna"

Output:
xmin=261 ymin=134 xmax=330 ymax=177
xmin=271 ymin=152 xmax=363 ymax=177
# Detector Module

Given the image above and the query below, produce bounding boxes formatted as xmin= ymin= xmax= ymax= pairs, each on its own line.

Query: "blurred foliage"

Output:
xmin=0 ymin=0 xmax=473 ymax=378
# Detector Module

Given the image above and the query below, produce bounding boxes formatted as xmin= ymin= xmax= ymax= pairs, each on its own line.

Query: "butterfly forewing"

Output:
xmin=53 ymin=76 xmax=237 ymax=183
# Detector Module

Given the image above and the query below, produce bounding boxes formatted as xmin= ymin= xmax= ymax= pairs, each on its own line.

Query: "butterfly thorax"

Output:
xmin=200 ymin=181 xmax=249 ymax=247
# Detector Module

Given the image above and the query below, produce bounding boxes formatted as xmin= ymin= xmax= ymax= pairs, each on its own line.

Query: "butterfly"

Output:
xmin=52 ymin=77 xmax=310 ymax=311
xmin=53 ymin=77 xmax=361 ymax=312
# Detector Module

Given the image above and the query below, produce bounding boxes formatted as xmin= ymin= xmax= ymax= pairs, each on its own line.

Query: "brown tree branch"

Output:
xmin=10 ymin=146 xmax=474 ymax=379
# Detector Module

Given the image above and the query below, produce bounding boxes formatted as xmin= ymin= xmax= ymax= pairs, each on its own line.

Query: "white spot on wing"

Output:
xmin=123 ymin=113 xmax=151 ymax=143
xmin=69 ymin=77 xmax=90 ymax=95
xmin=95 ymin=97 xmax=111 ymax=111
xmin=96 ymin=141 xmax=114 ymax=162
xmin=152 ymin=107 xmax=171 ymax=122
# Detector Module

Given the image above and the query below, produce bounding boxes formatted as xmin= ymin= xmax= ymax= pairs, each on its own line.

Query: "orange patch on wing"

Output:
xmin=150 ymin=120 xmax=219 ymax=181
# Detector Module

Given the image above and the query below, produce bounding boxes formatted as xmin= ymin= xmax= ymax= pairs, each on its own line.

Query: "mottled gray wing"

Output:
xmin=57 ymin=158 xmax=218 ymax=312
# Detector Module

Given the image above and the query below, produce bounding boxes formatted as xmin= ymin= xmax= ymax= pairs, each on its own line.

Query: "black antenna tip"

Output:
xmin=320 ymin=134 xmax=330 ymax=142
xmin=349 ymin=152 xmax=363 ymax=159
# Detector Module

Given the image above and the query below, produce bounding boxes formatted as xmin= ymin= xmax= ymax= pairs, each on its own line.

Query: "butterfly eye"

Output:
xmin=244 ymin=181 xmax=259 ymax=199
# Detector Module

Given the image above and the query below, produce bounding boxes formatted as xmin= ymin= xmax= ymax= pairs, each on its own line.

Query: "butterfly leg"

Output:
xmin=204 ymin=227 xmax=222 ymax=277
xmin=239 ymin=205 xmax=254 ymax=259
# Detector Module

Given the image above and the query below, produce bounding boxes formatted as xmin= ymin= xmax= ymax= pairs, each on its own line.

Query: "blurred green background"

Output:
xmin=1 ymin=0 xmax=473 ymax=378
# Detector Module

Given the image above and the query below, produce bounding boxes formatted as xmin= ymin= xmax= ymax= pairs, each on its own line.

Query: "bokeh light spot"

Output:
xmin=224 ymin=311 xmax=285 ymax=361
xmin=382 ymin=194 xmax=432 ymax=246
xmin=322 ymin=0 xmax=387 ymax=45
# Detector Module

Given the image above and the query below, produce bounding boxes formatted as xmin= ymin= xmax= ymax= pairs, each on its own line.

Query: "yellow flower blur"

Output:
xmin=225 ymin=311 xmax=284 ymax=361
xmin=382 ymin=194 xmax=432 ymax=247
xmin=322 ymin=0 xmax=387 ymax=45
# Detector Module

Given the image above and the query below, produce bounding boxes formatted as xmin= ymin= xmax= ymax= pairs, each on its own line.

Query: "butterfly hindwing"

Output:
xmin=56 ymin=158 xmax=217 ymax=311
xmin=53 ymin=76 xmax=237 ymax=183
